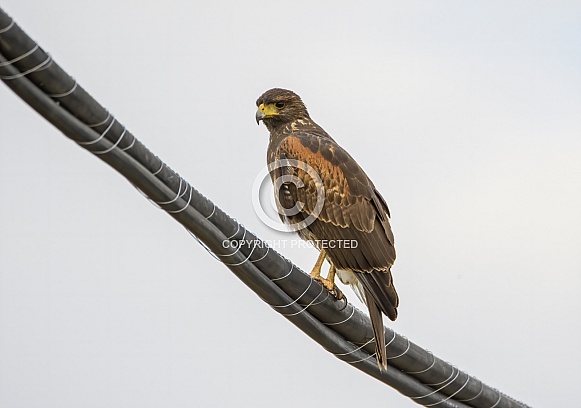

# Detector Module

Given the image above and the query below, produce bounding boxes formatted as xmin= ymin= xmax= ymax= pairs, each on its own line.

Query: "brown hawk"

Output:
xmin=255 ymin=88 xmax=399 ymax=371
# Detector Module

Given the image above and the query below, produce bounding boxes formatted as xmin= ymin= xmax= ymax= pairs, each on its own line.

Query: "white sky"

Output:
xmin=1 ymin=1 xmax=580 ymax=407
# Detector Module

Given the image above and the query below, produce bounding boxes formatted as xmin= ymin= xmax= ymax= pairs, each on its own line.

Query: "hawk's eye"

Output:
xmin=275 ymin=102 xmax=285 ymax=109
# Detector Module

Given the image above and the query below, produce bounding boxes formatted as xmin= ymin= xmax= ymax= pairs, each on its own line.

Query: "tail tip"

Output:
xmin=377 ymin=356 xmax=388 ymax=373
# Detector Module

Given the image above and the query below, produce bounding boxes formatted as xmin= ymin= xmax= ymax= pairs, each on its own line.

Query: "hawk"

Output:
xmin=255 ymin=88 xmax=399 ymax=370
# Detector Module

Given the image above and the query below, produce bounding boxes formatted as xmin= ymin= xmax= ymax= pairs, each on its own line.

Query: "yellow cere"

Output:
xmin=258 ymin=103 xmax=280 ymax=117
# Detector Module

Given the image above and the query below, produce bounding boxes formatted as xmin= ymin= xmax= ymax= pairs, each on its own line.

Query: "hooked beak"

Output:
xmin=255 ymin=108 xmax=266 ymax=125
xmin=255 ymin=103 xmax=278 ymax=125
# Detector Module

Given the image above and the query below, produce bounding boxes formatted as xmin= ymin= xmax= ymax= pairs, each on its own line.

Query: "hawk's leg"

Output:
xmin=310 ymin=250 xmax=344 ymax=300
xmin=309 ymin=250 xmax=327 ymax=280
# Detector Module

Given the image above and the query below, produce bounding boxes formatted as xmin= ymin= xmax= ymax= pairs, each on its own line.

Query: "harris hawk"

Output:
xmin=255 ymin=88 xmax=399 ymax=371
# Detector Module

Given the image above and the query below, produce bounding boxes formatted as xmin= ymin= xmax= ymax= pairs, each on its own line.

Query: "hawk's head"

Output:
xmin=256 ymin=88 xmax=310 ymax=130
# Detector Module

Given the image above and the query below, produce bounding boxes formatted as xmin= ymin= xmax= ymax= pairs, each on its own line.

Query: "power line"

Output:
xmin=0 ymin=8 xmax=529 ymax=408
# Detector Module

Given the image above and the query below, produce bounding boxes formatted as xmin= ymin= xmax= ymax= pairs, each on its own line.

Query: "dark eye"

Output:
xmin=275 ymin=102 xmax=285 ymax=109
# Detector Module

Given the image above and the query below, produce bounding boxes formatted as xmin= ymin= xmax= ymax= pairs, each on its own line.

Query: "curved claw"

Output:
xmin=331 ymin=285 xmax=345 ymax=301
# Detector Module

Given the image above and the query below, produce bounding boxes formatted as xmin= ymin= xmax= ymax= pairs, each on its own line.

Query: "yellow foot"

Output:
xmin=313 ymin=275 xmax=345 ymax=300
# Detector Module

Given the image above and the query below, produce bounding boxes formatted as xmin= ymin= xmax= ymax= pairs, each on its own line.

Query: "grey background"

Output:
xmin=1 ymin=1 xmax=580 ymax=407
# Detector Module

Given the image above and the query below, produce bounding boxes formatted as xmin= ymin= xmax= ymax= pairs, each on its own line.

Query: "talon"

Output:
xmin=332 ymin=285 xmax=345 ymax=300
xmin=327 ymin=283 xmax=344 ymax=300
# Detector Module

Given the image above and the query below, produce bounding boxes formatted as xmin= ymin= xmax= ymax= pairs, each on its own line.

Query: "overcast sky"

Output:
xmin=1 ymin=2 xmax=580 ymax=407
